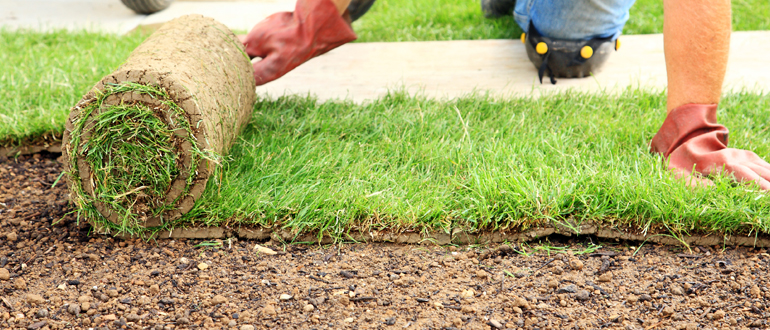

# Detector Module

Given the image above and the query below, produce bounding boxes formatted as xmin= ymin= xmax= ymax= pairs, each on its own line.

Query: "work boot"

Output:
xmin=347 ymin=0 xmax=377 ymax=22
xmin=523 ymin=22 xmax=619 ymax=84
xmin=481 ymin=0 xmax=515 ymax=18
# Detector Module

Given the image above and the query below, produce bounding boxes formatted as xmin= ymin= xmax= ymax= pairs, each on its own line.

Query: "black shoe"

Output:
xmin=348 ymin=0 xmax=377 ymax=22
xmin=481 ymin=0 xmax=516 ymax=18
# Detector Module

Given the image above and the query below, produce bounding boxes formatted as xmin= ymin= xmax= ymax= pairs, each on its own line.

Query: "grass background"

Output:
xmin=352 ymin=0 xmax=770 ymax=41
xmin=1 ymin=0 xmax=769 ymax=237
xmin=2 ymin=0 xmax=768 ymax=145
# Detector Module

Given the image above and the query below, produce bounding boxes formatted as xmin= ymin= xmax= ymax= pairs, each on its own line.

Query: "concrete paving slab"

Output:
xmin=257 ymin=31 xmax=770 ymax=102
xmin=0 ymin=0 xmax=291 ymax=34
xmin=141 ymin=0 xmax=294 ymax=32
xmin=0 ymin=0 xmax=146 ymax=34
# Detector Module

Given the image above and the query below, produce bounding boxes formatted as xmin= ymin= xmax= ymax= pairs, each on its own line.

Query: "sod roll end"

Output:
xmin=63 ymin=15 xmax=256 ymax=231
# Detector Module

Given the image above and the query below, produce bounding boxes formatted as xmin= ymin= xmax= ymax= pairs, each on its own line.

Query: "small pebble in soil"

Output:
xmin=557 ymin=285 xmax=577 ymax=294
xmin=304 ymin=304 xmax=315 ymax=312
xmin=197 ymin=262 xmax=209 ymax=270
xmin=460 ymin=289 xmax=475 ymax=299
xmin=254 ymin=244 xmax=277 ymax=255
xmin=750 ymin=285 xmax=761 ymax=298
xmin=570 ymin=259 xmax=584 ymax=270
xmin=240 ymin=325 xmax=255 ymax=330
xmin=14 ymin=278 xmax=27 ymax=290
xmin=575 ymin=290 xmax=590 ymax=301
xmin=0 ymin=268 xmax=9 ymax=281
xmin=126 ymin=313 xmax=140 ymax=322
xmin=35 ymin=308 xmax=49 ymax=318
xmin=279 ymin=294 xmax=292 ymax=300
xmin=547 ymin=279 xmax=558 ymax=288
xmin=67 ymin=304 xmax=81 ymax=315
xmin=262 ymin=305 xmax=277 ymax=316
xmin=27 ymin=320 xmax=46 ymax=330
xmin=25 ymin=294 xmax=44 ymax=305
xmin=671 ymin=285 xmax=684 ymax=295
xmin=210 ymin=295 xmax=227 ymax=305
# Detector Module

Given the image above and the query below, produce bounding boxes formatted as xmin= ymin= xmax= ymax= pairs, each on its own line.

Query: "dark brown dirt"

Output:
xmin=62 ymin=14 xmax=256 ymax=227
xmin=2 ymin=154 xmax=770 ymax=330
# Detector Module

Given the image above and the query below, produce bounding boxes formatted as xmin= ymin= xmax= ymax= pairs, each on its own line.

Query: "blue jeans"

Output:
xmin=514 ymin=0 xmax=637 ymax=40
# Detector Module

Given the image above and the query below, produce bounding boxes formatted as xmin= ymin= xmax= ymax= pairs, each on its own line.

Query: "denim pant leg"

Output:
xmin=514 ymin=0 xmax=637 ymax=40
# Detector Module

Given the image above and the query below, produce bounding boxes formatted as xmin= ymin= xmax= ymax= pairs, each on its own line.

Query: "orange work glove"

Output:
xmin=651 ymin=103 xmax=770 ymax=190
xmin=240 ymin=0 xmax=357 ymax=85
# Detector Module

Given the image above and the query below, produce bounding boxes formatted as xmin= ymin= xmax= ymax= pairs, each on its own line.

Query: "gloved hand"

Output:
xmin=239 ymin=0 xmax=357 ymax=85
xmin=650 ymin=103 xmax=770 ymax=190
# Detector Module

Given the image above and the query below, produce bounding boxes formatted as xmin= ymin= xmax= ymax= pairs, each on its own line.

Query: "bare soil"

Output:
xmin=2 ymin=153 xmax=770 ymax=330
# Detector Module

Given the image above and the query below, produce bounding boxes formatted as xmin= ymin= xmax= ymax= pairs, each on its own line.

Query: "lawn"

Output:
xmin=352 ymin=0 xmax=770 ymax=41
xmin=1 ymin=0 xmax=769 ymax=238
xmin=187 ymin=91 xmax=770 ymax=240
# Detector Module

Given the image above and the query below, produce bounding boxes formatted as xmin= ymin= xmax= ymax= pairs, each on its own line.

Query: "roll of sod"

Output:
xmin=62 ymin=15 xmax=256 ymax=231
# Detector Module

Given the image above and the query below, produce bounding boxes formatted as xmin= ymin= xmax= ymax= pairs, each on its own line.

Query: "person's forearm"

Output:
xmin=663 ymin=0 xmax=731 ymax=112
xmin=330 ymin=0 xmax=352 ymax=14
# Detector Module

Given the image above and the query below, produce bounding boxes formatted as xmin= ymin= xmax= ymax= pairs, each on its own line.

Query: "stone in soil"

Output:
xmin=575 ymin=290 xmax=591 ymax=301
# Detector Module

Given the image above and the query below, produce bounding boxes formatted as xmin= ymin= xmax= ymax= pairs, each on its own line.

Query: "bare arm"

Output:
xmin=663 ymin=0 xmax=731 ymax=112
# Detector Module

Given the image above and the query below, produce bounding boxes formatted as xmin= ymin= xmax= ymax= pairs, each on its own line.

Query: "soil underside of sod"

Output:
xmin=2 ymin=153 xmax=770 ymax=330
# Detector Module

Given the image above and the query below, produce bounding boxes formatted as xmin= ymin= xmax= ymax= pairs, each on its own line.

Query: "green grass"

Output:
xmin=353 ymin=0 xmax=521 ymax=42
xmin=0 ymin=30 xmax=147 ymax=147
xmin=177 ymin=90 xmax=770 ymax=240
xmin=352 ymin=0 xmax=770 ymax=41
xmin=624 ymin=0 xmax=770 ymax=34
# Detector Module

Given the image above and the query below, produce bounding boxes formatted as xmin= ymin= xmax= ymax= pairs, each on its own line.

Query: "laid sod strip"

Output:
xmin=0 ymin=29 xmax=147 ymax=148
xmin=63 ymin=15 xmax=256 ymax=233
xmin=170 ymin=90 xmax=770 ymax=242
